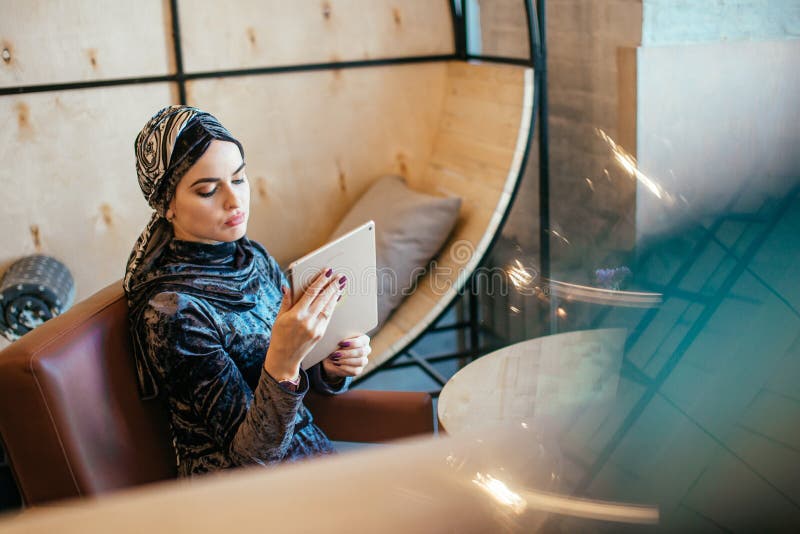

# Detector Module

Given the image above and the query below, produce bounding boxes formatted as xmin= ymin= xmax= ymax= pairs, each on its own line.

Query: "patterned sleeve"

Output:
xmin=308 ymin=364 xmax=351 ymax=395
xmin=143 ymin=291 xmax=306 ymax=467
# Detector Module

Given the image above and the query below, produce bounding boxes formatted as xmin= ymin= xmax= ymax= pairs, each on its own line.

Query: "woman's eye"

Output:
xmin=198 ymin=188 xmax=217 ymax=198
xmin=233 ymin=176 xmax=247 ymax=185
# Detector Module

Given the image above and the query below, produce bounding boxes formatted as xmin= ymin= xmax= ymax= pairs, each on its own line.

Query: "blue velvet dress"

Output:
xmin=135 ymin=238 xmax=349 ymax=477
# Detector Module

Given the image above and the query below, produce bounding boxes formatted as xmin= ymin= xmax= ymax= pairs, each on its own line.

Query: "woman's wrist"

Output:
xmin=263 ymin=350 xmax=300 ymax=382
xmin=320 ymin=363 xmax=345 ymax=385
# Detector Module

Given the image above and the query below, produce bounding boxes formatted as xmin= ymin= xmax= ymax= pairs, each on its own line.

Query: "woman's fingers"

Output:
xmin=326 ymin=355 xmax=369 ymax=376
xmin=317 ymin=283 xmax=341 ymax=323
xmin=325 ymin=334 xmax=370 ymax=377
xmin=307 ymin=273 xmax=346 ymax=319
xmin=329 ymin=344 xmax=371 ymax=362
xmin=336 ymin=334 xmax=370 ymax=350
xmin=328 ymin=335 xmax=371 ymax=369
xmin=277 ymin=286 xmax=292 ymax=313
xmin=294 ymin=268 xmax=335 ymax=311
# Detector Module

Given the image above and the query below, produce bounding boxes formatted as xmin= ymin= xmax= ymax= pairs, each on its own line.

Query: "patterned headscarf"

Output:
xmin=124 ymin=105 xmax=245 ymax=398
xmin=124 ymin=105 xmax=243 ymax=295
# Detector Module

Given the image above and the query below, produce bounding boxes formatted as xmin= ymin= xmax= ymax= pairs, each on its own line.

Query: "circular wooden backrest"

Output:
xmin=189 ymin=61 xmax=533 ymax=373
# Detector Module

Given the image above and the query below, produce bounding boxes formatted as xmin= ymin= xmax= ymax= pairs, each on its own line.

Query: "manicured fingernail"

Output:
xmin=325 ymin=268 xmax=333 ymax=277
xmin=280 ymin=286 xmax=286 ymax=295
xmin=337 ymin=294 xmax=342 ymax=301
xmin=330 ymin=352 xmax=341 ymax=359
xmin=339 ymin=276 xmax=347 ymax=286
xmin=338 ymin=341 xmax=350 ymax=348
xmin=333 ymin=362 xmax=341 ymax=367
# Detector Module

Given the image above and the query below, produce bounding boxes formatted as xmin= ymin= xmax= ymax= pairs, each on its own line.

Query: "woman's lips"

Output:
xmin=225 ymin=213 xmax=246 ymax=227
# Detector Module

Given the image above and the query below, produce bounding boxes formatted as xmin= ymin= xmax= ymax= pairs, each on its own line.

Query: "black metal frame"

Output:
xmin=0 ymin=1 xmax=548 ymax=398
xmin=0 ymin=1 xmax=459 ymax=98
xmin=170 ymin=0 xmax=187 ymax=104
xmin=0 ymin=56 xmax=461 ymax=97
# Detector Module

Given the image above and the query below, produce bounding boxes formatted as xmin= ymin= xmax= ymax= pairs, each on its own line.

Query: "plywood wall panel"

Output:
xmin=0 ymin=84 xmax=177 ymax=302
xmin=186 ymin=63 xmax=448 ymax=265
xmin=0 ymin=0 xmax=173 ymax=88
xmin=178 ymin=0 xmax=454 ymax=73
xmin=472 ymin=0 xmax=530 ymax=59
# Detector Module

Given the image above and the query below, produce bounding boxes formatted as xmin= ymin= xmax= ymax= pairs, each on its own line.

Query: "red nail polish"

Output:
xmin=325 ymin=268 xmax=333 ymax=277
xmin=339 ymin=275 xmax=347 ymax=284
xmin=338 ymin=341 xmax=350 ymax=348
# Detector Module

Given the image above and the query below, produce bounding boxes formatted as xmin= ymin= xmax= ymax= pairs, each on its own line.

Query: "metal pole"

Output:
xmin=169 ymin=0 xmax=187 ymax=104
xmin=529 ymin=0 xmax=552 ymax=334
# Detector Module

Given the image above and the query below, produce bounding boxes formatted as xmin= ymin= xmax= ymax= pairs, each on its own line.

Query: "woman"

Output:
xmin=124 ymin=105 xmax=370 ymax=476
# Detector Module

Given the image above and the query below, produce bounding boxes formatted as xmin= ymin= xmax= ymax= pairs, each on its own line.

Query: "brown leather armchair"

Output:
xmin=0 ymin=281 xmax=433 ymax=506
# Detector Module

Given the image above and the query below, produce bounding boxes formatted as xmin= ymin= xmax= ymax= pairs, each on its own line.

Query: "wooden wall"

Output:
xmin=187 ymin=64 xmax=448 ymax=264
xmin=0 ymin=0 xmax=454 ymax=347
xmin=471 ymin=0 xmax=530 ymax=59
xmin=0 ymin=0 xmax=174 ymax=87
xmin=178 ymin=0 xmax=453 ymax=70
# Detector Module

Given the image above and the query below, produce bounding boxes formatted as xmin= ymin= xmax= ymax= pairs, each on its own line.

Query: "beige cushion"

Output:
xmin=330 ymin=175 xmax=462 ymax=329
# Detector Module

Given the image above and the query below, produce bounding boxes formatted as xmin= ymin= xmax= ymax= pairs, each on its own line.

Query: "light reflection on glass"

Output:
xmin=506 ymin=259 xmax=534 ymax=291
xmin=596 ymin=128 xmax=677 ymax=205
xmin=518 ymin=489 xmax=659 ymax=524
xmin=548 ymin=279 xmax=662 ymax=308
xmin=472 ymin=472 xmax=527 ymax=515
xmin=548 ymin=229 xmax=571 ymax=245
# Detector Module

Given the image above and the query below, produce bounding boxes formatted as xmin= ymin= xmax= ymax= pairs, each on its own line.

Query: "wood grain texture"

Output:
xmin=365 ymin=61 xmax=533 ymax=375
xmin=617 ymin=47 xmax=637 ymax=157
xmin=0 ymin=0 xmax=173 ymax=87
xmin=472 ymin=0 xmax=530 ymax=59
xmin=0 ymin=84 xmax=178 ymax=301
xmin=186 ymin=63 xmax=448 ymax=266
xmin=178 ymin=0 xmax=454 ymax=73
xmin=438 ymin=329 xmax=626 ymax=435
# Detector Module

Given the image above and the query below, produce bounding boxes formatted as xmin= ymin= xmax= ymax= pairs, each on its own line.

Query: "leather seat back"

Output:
xmin=0 ymin=282 xmax=176 ymax=505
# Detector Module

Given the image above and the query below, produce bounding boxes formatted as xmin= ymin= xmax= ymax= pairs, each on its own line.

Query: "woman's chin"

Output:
xmin=226 ymin=225 xmax=248 ymax=241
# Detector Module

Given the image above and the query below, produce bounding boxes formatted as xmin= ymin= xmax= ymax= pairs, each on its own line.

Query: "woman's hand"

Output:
xmin=321 ymin=334 xmax=371 ymax=378
xmin=264 ymin=268 xmax=346 ymax=381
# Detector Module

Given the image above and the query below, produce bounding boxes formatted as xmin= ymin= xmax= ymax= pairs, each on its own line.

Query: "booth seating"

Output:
xmin=0 ymin=282 xmax=434 ymax=506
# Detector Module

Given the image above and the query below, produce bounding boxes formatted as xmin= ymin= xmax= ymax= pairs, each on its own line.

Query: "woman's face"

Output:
xmin=167 ymin=140 xmax=250 ymax=244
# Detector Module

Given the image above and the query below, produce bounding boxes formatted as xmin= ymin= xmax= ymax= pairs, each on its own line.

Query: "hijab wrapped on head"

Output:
xmin=124 ymin=105 xmax=243 ymax=293
xmin=124 ymin=105 xmax=258 ymax=399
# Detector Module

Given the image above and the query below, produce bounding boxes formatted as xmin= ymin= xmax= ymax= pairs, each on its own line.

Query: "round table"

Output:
xmin=437 ymin=328 xmax=627 ymax=435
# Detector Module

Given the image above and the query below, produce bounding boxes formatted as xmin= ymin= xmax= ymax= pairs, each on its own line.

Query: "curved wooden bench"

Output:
xmin=188 ymin=60 xmax=533 ymax=375
xmin=366 ymin=61 xmax=533 ymax=373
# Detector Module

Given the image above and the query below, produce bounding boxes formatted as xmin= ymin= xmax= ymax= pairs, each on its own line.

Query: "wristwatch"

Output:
xmin=278 ymin=373 xmax=302 ymax=392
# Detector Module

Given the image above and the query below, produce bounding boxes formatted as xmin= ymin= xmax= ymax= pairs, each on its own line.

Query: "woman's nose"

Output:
xmin=223 ymin=184 xmax=242 ymax=209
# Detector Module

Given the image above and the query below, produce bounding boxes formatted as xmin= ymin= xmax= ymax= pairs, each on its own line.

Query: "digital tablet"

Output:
xmin=285 ymin=220 xmax=378 ymax=370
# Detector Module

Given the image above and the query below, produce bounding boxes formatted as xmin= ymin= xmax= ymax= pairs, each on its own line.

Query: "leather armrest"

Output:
xmin=304 ymin=389 xmax=433 ymax=443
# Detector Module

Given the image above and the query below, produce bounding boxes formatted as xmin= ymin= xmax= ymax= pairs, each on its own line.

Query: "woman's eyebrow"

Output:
xmin=190 ymin=162 xmax=246 ymax=187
